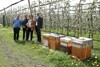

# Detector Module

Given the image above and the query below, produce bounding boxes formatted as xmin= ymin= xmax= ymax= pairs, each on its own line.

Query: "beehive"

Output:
xmin=42 ymin=33 xmax=51 ymax=47
xmin=72 ymin=37 xmax=93 ymax=60
xmin=49 ymin=33 xmax=65 ymax=50
xmin=60 ymin=36 xmax=72 ymax=54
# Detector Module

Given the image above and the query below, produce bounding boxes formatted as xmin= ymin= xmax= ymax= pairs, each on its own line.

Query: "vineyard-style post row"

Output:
xmin=87 ymin=2 xmax=95 ymax=38
xmin=99 ymin=5 xmax=100 ymax=17
xmin=61 ymin=5 xmax=64 ymax=34
xmin=54 ymin=0 xmax=57 ymax=33
xmin=90 ymin=2 xmax=96 ymax=39
xmin=3 ymin=8 xmax=8 ymax=26
xmin=77 ymin=0 xmax=81 ymax=37
xmin=87 ymin=5 xmax=91 ymax=38
xmin=48 ymin=0 xmax=51 ymax=33
xmin=65 ymin=0 xmax=70 ymax=36
xmin=49 ymin=0 xmax=53 ymax=33
xmin=43 ymin=0 xmax=47 ymax=32
xmin=33 ymin=1 xmax=36 ymax=19
xmin=73 ymin=5 xmax=78 ymax=37
xmin=79 ymin=3 xmax=83 ymax=37
xmin=28 ymin=0 xmax=32 ymax=15
xmin=3 ymin=15 xmax=5 ymax=27
xmin=10 ymin=5 xmax=13 ymax=26
xmin=99 ymin=5 xmax=100 ymax=33
xmin=98 ymin=5 xmax=100 ymax=37
xmin=54 ymin=0 xmax=58 ymax=33
xmin=56 ymin=0 xmax=60 ymax=34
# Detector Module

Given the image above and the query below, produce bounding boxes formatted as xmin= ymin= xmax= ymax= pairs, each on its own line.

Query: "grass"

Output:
xmin=0 ymin=26 xmax=100 ymax=67
xmin=0 ymin=46 xmax=11 ymax=67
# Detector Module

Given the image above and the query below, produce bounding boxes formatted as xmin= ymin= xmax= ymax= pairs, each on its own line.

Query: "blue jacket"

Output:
xmin=13 ymin=18 xmax=22 ymax=28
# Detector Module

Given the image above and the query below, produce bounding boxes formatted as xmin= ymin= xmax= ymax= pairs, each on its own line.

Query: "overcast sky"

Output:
xmin=0 ymin=0 xmax=93 ymax=10
xmin=0 ymin=0 xmax=28 ymax=10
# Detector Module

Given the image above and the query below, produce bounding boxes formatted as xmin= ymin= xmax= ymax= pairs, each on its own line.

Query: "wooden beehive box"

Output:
xmin=60 ymin=36 xmax=72 ymax=54
xmin=72 ymin=37 xmax=93 ymax=60
xmin=48 ymin=33 xmax=65 ymax=50
xmin=42 ymin=33 xmax=51 ymax=47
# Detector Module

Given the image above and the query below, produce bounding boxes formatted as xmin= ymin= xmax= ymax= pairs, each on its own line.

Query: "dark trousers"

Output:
xmin=13 ymin=27 xmax=20 ymax=41
xmin=26 ymin=28 xmax=33 ymax=41
xmin=35 ymin=26 xmax=41 ymax=42
xmin=23 ymin=28 xmax=27 ymax=40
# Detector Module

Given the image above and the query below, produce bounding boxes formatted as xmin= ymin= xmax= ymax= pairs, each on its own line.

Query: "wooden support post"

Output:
xmin=3 ymin=15 xmax=5 ymax=27
xmin=28 ymin=0 xmax=32 ymax=15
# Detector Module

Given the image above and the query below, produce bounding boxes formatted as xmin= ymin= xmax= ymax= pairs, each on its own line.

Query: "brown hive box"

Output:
xmin=60 ymin=36 xmax=72 ymax=54
xmin=42 ymin=33 xmax=51 ymax=47
xmin=72 ymin=37 xmax=93 ymax=60
xmin=48 ymin=33 xmax=65 ymax=50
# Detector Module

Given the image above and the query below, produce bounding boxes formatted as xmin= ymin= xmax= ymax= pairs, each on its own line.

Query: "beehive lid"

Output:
xmin=49 ymin=33 xmax=58 ymax=37
xmin=49 ymin=33 xmax=64 ymax=38
xmin=59 ymin=35 xmax=65 ymax=37
xmin=42 ymin=33 xmax=51 ymax=36
xmin=72 ymin=40 xmax=83 ymax=45
xmin=72 ymin=37 xmax=93 ymax=45
xmin=60 ymin=36 xmax=72 ymax=42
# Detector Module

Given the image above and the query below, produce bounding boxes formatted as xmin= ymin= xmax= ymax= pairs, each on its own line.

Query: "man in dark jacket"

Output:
xmin=35 ymin=13 xmax=43 ymax=43
xmin=22 ymin=15 xmax=28 ymax=40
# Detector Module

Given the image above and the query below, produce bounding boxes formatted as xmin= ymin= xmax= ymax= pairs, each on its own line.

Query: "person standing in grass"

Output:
xmin=22 ymin=15 xmax=28 ymax=40
xmin=26 ymin=15 xmax=35 ymax=41
xmin=35 ymin=13 xmax=43 ymax=44
xmin=13 ymin=15 xmax=22 ymax=41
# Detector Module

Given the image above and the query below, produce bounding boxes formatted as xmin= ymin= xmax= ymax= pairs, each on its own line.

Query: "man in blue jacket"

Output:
xmin=13 ymin=15 xmax=22 ymax=41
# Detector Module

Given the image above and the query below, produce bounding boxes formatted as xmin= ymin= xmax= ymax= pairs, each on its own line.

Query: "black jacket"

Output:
xmin=22 ymin=18 xmax=28 ymax=28
xmin=36 ymin=17 xmax=43 ymax=29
